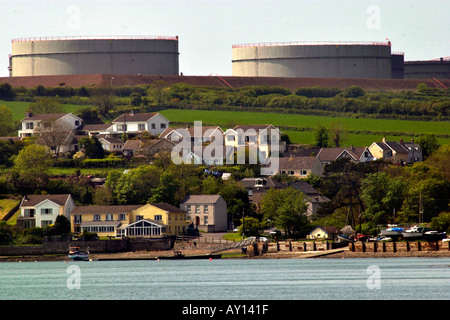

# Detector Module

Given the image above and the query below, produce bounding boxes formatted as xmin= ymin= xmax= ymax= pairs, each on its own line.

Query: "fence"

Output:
xmin=350 ymin=240 xmax=450 ymax=253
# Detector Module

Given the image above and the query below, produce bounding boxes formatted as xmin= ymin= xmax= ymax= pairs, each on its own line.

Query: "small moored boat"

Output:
xmin=380 ymin=224 xmax=404 ymax=238
xmin=68 ymin=246 xmax=90 ymax=261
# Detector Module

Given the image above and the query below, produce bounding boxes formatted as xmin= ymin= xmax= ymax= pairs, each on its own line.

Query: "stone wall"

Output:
xmin=350 ymin=241 xmax=450 ymax=253
xmin=0 ymin=238 xmax=173 ymax=256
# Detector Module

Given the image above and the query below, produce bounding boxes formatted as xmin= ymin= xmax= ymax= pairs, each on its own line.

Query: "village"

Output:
xmin=1 ymin=106 xmax=448 ymax=261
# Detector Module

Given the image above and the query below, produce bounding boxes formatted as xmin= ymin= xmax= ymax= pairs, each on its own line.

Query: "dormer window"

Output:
xmin=255 ymin=179 xmax=265 ymax=187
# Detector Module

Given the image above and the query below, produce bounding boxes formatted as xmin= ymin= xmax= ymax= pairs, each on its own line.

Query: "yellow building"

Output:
xmin=71 ymin=203 xmax=188 ymax=238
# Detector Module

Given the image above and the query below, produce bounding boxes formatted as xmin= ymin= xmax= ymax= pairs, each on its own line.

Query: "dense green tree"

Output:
xmin=11 ymin=144 xmax=52 ymax=191
xmin=360 ymin=172 xmax=407 ymax=226
xmin=416 ymin=134 xmax=440 ymax=159
xmin=259 ymin=187 xmax=309 ymax=238
xmin=148 ymin=171 xmax=181 ymax=205
xmin=79 ymin=136 xmax=105 ymax=159
xmin=29 ymin=97 xmax=64 ymax=114
xmin=0 ymin=105 xmax=16 ymax=136
xmin=314 ymin=125 xmax=329 ymax=148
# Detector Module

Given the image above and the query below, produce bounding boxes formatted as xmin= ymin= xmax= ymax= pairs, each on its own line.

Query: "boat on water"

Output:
xmin=68 ymin=246 xmax=90 ymax=261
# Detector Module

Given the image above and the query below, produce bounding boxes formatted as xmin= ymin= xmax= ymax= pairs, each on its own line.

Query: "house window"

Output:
xmin=187 ymin=205 xmax=191 ymax=213
xmin=227 ymin=135 xmax=235 ymax=141
xmin=75 ymin=120 xmax=80 ymax=126
xmin=94 ymin=214 xmax=101 ymax=221
xmin=119 ymin=214 xmax=126 ymax=220
xmin=24 ymin=209 xmax=35 ymax=217
xmin=121 ymin=124 xmax=127 ymax=131
xmin=289 ymin=171 xmax=294 ymax=175
xmin=154 ymin=215 xmax=162 ymax=221
xmin=204 ymin=216 xmax=209 ymax=225
xmin=138 ymin=124 xmax=146 ymax=131
xmin=204 ymin=205 xmax=209 ymax=214
xmin=160 ymin=123 xmax=166 ymax=129
xmin=151 ymin=123 xmax=156 ymax=129
xmin=26 ymin=122 xmax=34 ymax=130
xmin=106 ymin=214 xmax=114 ymax=221
xmin=195 ymin=205 xmax=200 ymax=213
xmin=136 ymin=215 xmax=144 ymax=221
xmin=74 ymin=215 xmax=82 ymax=224
xmin=41 ymin=208 xmax=53 ymax=215
xmin=41 ymin=220 xmax=53 ymax=227
xmin=300 ymin=170 xmax=307 ymax=176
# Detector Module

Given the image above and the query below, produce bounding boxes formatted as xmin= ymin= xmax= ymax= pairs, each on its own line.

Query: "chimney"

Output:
xmin=382 ymin=137 xmax=386 ymax=143
xmin=25 ymin=111 xmax=32 ymax=118
xmin=399 ymin=138 xmax=403 ymax=145
xmin=130 ymin=110 xmax=134 ymax=115
xmin=411 ymin=138 xmax=414 ymax=144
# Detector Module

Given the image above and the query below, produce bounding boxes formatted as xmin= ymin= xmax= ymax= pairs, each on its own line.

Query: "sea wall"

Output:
xmin=349 ymin=241 xmax=450 ymax=253
xmin=0 ymin=238 xmax=173 ymax=256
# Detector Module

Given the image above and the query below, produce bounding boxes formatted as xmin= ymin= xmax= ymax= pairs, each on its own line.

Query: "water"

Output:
xmin=0 ymin=258 xmax=449 ymax=300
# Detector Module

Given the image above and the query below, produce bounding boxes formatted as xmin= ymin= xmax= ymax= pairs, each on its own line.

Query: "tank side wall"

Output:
xmin=11 ymin=39 xmax=179 ymax=76
xmin=232 ymin=45 xmax=392 ymax=79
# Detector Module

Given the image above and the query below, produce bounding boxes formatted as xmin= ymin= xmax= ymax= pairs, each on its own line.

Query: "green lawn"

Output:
xmin=0 ymin=197 xmax=20 ymax=221
xmin=1 ymin=100 xmax=87 ymax=121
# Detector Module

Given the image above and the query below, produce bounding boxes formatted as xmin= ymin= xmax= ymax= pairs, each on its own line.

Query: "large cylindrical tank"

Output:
xmin=404 ymin=58 xmax=450 ymax=79
xmin=232 ymin=41 xmax=392 ymax=79
xmin=10 ymin=36 xmax=179 ymax=76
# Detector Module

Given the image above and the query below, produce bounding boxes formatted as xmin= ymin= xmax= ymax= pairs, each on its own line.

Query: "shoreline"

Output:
xmin=1 ymin=247 xmax=450 ymax=262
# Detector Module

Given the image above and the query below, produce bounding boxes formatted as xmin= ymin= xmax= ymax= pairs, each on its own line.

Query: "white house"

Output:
xmin=316 ymin=146 xmax=374 ymax=165
xmin=18 ymin=112 xmax=83 ymax=138
xmin=17 ymin=194 xmax=76 ymax=229
xmin=99 ymin=137 xmax=124 ymax=152
xmin=223 ymin=124 xmax=285 ymax=161
xmin=111 ymin=112 xmax=170 ymax=137
xmin=160 ymin=126 xmax=224 ymax=144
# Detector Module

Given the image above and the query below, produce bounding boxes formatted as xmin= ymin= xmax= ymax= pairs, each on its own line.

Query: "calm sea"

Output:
xmin=0 ymin=257 xmax=449 ymax=300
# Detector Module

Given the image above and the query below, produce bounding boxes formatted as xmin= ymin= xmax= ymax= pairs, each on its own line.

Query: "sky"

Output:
xmin=0 ymin=0 xmax=449 ymax=77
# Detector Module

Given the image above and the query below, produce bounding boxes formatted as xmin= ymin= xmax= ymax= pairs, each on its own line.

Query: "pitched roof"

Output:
xmin=291 ymin=181 xmax=319 ymax=195
xmin=317 ymin=147 xmax=367 ymax=162
xmin=384 ymin=141 xmax=408 ymax=154
xmin=112 ymin=112 xmax=158 ymax=123
xmin=160 ymin=126 xmax=223 ymax=139
xmin=79 ymin=123 xmax=113 ymax=131
xmin=99 ymin=137 xmax=123 ymax=144
xmin=150 ymin=203 xmax=187 ymax=213
xmin=20 ymin=194 xmax=71 ymax=207
xmin=239 ymin=177 xmax=284 ymax=189
xmin=22 ymin=113 xmax=70 ymax=122
xmin=233 ymin=124 xmax=276 ymax=131
xmin=181 ymin=195 xmax=224 ymax=204
xmin=123 ymin=139 xmax=142 ymax=150
xmin=278 ymin=156 xmax=319 ymax=169
xmin=72 ymin=205 xmax=142 ymax=214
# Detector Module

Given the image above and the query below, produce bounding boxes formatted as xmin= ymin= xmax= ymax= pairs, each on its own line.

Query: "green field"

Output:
xmin=1 ymin=100 xmax=87 ymax=121
xmin=159 ymin=109 xmax=450 ymax=146
xmin=2 ymin=100 xmax=449 ymax=147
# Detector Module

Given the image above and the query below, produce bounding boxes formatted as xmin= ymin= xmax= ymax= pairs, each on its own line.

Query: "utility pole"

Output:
xmin=242 ymin=208 xmax=245 ymax=241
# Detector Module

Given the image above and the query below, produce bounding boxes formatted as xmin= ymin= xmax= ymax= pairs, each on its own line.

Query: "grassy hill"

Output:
xmin=159 ymin=109 xmax=450 ymax=146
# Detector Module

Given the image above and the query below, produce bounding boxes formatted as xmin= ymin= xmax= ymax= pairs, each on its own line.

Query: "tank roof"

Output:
xmin=12 ymin=35 xmax=178 ymax=43
xmin=232 ymin=40 xmax=391 ymax=48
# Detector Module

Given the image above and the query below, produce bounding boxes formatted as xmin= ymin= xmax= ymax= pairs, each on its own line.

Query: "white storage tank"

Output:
xmin=10 ymin=36 xmax=179 ymax=76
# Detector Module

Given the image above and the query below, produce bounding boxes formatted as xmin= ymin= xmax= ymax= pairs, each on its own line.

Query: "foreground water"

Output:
xmin=0 ymin=257 xmax=449 ymax=300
